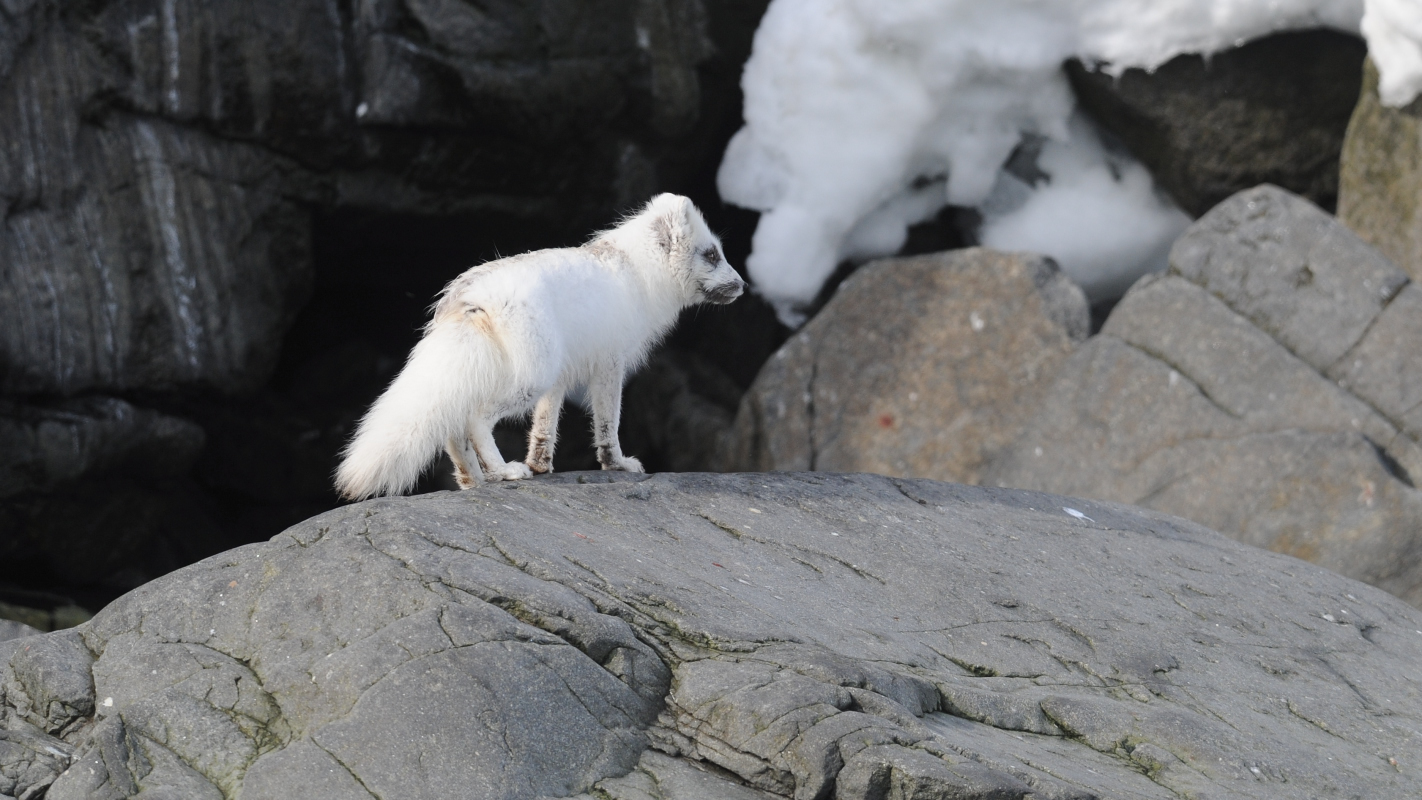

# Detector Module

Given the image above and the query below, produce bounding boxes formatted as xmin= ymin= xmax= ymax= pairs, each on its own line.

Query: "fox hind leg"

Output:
xmin=525 ymin=390 xmax=564 ymax=474
xmin=446 ymin=436 xmax=483 ymax=490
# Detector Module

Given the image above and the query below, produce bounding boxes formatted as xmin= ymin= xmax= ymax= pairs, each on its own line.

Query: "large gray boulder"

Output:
xmin=988 ymin=185 xmax=1422 ymax=606
xmin=3 ymin=472 xmax=1420 ymax=799
xmin=1067 ymin=29 xmax=1365 ymax=217
xmin=722 ymin=249 xmax=1089 ymax=483
xmin=1339 ymin=58 xmax=1422 ymax=281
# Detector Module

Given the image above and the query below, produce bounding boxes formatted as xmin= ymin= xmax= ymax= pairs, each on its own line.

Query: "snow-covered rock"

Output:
xmin=718 ymin=0 xmax=1421 ymax=323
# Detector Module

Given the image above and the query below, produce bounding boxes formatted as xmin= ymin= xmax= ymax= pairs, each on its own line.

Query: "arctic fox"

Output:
xmin=335 ymin=193 xmax=745 ymax=500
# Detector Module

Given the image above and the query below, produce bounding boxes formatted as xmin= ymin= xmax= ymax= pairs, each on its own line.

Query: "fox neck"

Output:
xmin=627 ymin=248 xmax=694 ymax=333
xmin=593 ymin=233 xmax=697 ymax=329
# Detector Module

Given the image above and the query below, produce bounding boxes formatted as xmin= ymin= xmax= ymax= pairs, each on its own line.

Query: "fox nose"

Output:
xmin=705 ymin=277 xmax=746 ymax=304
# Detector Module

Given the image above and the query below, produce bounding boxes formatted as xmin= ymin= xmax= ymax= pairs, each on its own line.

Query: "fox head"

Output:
xmin=643 ymin=194 xmax=746 ymax=306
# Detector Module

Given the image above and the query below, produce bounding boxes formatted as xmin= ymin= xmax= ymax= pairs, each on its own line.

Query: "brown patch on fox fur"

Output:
xmin=584 ymin=240 xmax=621 ymax=259
xmin=455 ymin=304 xmax=501 ymax=340
xmin=449 ymin=444 xmax=479 ymax=489
xmin=454 ymin=461 xmax=477 ymax=489
xmin=527 ymin=435 xmax=553 ymax=472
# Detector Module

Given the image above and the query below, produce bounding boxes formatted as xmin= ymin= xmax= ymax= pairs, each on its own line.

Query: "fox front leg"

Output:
xmin=469 ymin=417 xmax=532 ymax=482
xmin=525 ymin=389 xmax=564 ymax=474
xmin=589 ymin=358 xmax=643 ymax=473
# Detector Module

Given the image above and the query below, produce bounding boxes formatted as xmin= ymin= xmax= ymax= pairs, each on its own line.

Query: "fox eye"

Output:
xmin=702 ymin=247 xmax=720 ymax=263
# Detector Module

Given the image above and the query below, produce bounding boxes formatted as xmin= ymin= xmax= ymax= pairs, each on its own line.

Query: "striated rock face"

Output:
xmin=1340 ymin=58 xmax=1422 ymax=281
xmin=1068 ymin=29 xmax=1366 ymax=218
xmin=0 ymin=105 xmax=312 ymax=396
xmin=988 ymin=185 xmax=1422 ymax=607
xmin=722 ymin=249 xmax=1088 ymax=483
xmin=0 ymin=0 xmax=722 ymax=397
xmin=2 ymin=472 xmax=1420 ymax=798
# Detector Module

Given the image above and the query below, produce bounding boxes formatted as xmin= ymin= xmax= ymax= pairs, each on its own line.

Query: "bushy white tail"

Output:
xmin=335 ymin=323 xmax=500 ymax=499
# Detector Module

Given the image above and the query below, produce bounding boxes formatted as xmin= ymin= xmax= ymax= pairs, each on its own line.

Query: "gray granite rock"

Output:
xmin=0 ymin=621 xmax=40 ymax=644
xmin=722 ymin=249 xmax=1088 ymax=484
xmin=988 ymin=185 xmax=1422 ymax=607
xmin=4 ymin=472 xmax=1421 ymax=798
xmin=1169 ymin=185 xmax=1408 ymax=372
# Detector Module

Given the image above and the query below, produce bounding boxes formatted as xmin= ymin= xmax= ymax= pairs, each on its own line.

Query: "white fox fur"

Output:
xmin=335 ymin=194 xmax=746 ymax=500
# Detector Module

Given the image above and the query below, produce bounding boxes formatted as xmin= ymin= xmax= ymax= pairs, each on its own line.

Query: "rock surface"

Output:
xmin=1068 ymin=29 xmax=1366 ymax=217
xmin=0 ymin=621 xmax=39 ymax=643
xmin=4 ymin=471 xmax=1421 ymax=799
xmin=722 ymin=249 xmax=1089 ymax=483
xmin=1340 ymin=58 xmax=1422 ymax=281
xmin=988 ymin=185 xmax=1422 ymax=607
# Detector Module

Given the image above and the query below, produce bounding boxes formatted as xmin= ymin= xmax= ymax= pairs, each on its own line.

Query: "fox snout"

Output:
xmin=703 ymin=276 xmax=746 ymax=304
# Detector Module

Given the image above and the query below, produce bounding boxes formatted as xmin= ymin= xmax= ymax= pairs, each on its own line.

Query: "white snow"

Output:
xmin=978 ymin=114 xmax=1190 ymax=302
xmin=1364 ymin=0 xmax=1422 ymax=106
xmin=718 ymin=0 xmax=1417 ymax=324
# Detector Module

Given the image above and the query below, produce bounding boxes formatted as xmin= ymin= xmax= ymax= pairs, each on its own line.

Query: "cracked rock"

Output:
xmin=2 ymin=472 xmax=1420 ymax=798
xmin=722 ymin=249 xmax=1089 ymax=482
xmin=988 ymin=184 xmax=1422 ymax=608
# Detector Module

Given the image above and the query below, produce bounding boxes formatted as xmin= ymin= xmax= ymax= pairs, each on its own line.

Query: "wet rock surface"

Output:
xmin=722 ymin=249 xmax=1089 ymax=482
xmin=1068 ymin=29 xmax=1366 ymax=218
xmin=2 ymin=471 xmax=1420 ymax=799
xmin=988 ymin=185 xmax=1422 ymax=607
xmin=1340 ymin=58 xmax=1422 ymax=282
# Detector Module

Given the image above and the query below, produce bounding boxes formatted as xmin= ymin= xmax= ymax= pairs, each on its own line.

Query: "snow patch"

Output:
xmin=717 ymin=0 xmax=1417 ymax=324
xmin=979 ymin=114 xmax=1191 ymax=302
xmin=1364 ymin=0 xmax=1422 ymax=107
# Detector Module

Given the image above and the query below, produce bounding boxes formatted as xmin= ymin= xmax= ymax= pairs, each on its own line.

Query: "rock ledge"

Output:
xmin=3 ymin=472 xmax=1420 ymax=799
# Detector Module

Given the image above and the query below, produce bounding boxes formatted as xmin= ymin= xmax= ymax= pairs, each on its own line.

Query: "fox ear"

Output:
xmin=650 ymin=194 xmax=695 ymax=256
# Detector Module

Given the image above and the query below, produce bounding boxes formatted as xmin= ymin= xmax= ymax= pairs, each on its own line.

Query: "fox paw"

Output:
xmin=602 ymin=455 xmax=644 ymax=474
xmin=525 ymin=457 xmax=554 ymax=475
xmin=488 ymin=462 xmax=533 ymax=482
